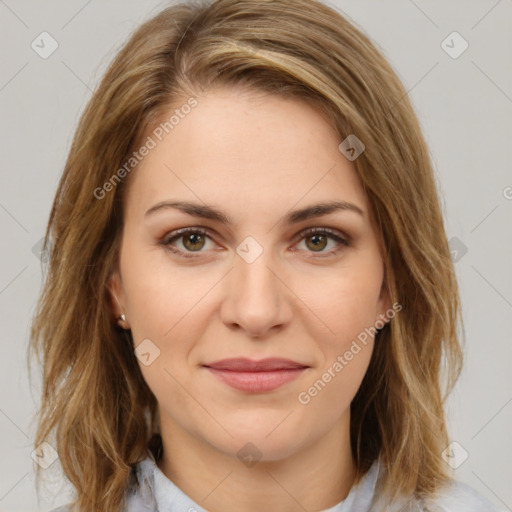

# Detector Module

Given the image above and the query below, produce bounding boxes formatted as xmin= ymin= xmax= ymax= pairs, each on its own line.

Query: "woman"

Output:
xmin=28 ymin=0 xmax=499 ymax=511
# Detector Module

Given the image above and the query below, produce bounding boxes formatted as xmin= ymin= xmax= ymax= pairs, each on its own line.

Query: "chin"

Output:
xmin=211 ymin=434 xmax=303 ymax=464
xmin=205 ymin=416 xmax=309 ymax=462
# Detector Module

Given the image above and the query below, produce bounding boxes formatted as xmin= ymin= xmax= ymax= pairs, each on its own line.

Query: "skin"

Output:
xmin=108 ymin=85 xmax=391 ymax=512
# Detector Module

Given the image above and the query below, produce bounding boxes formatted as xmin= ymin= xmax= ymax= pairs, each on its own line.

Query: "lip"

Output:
xmin=203 ymin=357 xmax=308 ymax=371
xmin=202 ymin=358 xmax=309 ymax=393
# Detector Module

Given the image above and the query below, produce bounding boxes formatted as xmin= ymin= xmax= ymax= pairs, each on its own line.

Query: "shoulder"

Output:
xmin=417 ymin=479 xmax=500 ymax=512
xmin=46 ymin=453 xmax=157 ymax=512
xmin=370 ymin=462 xmax=500 ymax=512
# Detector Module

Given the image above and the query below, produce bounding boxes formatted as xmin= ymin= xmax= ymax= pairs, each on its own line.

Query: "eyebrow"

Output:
xmin=144 ymin=199 xmax=364 ymax=225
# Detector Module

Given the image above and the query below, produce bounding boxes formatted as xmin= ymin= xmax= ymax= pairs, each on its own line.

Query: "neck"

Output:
xmin=156 ymin=410 xmax=357 ymax=512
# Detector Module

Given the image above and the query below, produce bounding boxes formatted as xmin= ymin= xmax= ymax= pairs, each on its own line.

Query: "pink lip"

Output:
xmin=202 ymin=358 xmax=309 ymax=393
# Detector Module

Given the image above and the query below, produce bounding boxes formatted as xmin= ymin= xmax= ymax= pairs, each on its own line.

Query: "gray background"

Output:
xmin=0 ymin=0 xmax=511 ymax=510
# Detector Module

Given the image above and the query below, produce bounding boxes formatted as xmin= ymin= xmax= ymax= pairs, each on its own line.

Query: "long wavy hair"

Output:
xmin=28 ymin=0 xmax=464 ymax=510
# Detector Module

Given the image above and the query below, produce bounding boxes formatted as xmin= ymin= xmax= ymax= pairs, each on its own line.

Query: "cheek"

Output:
xmin=298 ymin=343 xmax=373 ymax=428
xmin=296 ymin=269 xmax=379 ymax=415
xmin=120 ymin=244 xmax=214 ymax=386
xmin=121 ymin=241 xmax=203 ymax=337
xmin=123 ymin=254 xmax=200 ymax=408
xmin=294 ymin=258 xmax=384 ymax=348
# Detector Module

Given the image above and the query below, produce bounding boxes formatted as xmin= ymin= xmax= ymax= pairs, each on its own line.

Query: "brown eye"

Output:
xmin=294 ymin=227 xmax=350 ymax=257
xmin=182 ymin=232 xmax=206 ymax=251
xmin=162 ymin=227 xmax=214 ymax=258
xmin=305 ymin=233 xmax=328 ymax=252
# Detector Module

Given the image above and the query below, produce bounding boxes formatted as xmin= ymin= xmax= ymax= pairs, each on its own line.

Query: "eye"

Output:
xmin=161 ymin=226 xmax=350 ymax=259
xmin=161 ymin=227 xmax=215 ymax=258
xmin=292 ymin=227 xmax=350 ymax=257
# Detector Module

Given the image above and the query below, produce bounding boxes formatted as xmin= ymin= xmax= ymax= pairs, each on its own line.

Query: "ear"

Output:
xmin=106 ymin=271 xmax=130 ymax=329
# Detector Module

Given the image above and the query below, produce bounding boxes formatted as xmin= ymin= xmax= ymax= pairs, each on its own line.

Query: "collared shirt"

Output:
xmin=51 ymin=448 xmax=499 ymax=511
xmin=124 ymin=448 xmax=381 ymax=512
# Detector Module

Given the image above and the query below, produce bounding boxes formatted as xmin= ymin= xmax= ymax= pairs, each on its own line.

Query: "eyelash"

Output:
xmin=160 ymin=227 xmax=350 ymax=259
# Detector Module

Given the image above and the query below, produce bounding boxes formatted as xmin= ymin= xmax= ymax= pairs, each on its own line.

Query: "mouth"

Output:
xmin=202 ymin=358 xmax=309 ymax=393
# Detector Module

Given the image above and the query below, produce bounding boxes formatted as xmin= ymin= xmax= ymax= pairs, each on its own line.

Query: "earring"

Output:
xmin=113 ymin=293 xmax=127 ymax=324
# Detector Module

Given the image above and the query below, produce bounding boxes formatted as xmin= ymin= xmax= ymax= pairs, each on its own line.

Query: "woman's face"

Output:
xmin=109 ymin=86 xmax=391 ymax=462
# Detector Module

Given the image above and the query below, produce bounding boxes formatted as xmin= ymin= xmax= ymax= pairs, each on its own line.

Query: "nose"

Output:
xmin=220 ymin=244 xmax=293 ymax=338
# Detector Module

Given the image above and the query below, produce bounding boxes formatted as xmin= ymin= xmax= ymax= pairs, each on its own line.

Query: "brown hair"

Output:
xmin=28 ymin=0 xmax=464 ymax=510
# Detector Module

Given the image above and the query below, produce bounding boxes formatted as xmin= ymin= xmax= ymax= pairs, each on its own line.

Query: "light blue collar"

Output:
xmin=130 ymin=448 xmax=382 ymax=512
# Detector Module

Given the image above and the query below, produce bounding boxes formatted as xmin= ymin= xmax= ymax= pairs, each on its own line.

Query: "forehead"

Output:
xmin=123 ymin=87 xmax=369 ymax=222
